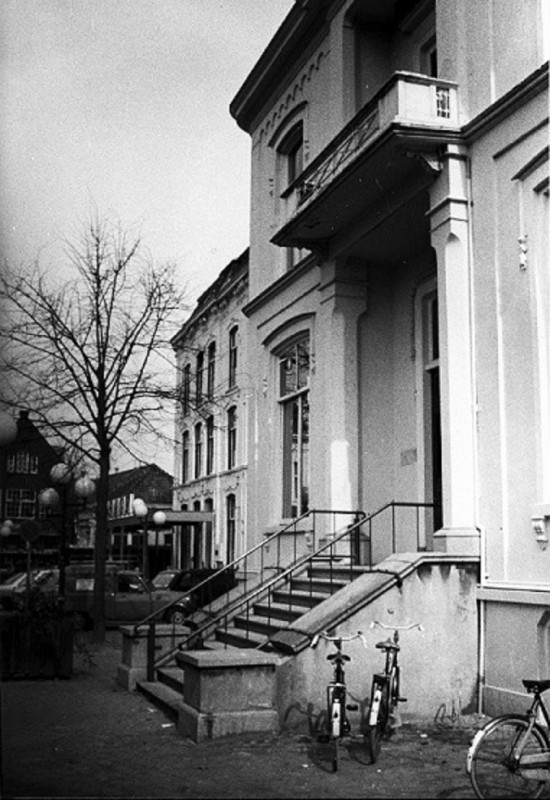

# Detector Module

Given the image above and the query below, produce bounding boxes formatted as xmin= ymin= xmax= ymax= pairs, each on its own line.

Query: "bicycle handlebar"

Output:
xmin=310 ymin=630 xmax=368 ymax=648
xmin=370 ymin=621 xmax=424 ymax=632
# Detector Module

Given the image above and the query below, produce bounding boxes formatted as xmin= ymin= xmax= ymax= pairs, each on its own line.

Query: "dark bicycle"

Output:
xmin=367 ymin=620 xmax=423 ymax=763
xmin=311 ymin=629 xmax=368 ymax=772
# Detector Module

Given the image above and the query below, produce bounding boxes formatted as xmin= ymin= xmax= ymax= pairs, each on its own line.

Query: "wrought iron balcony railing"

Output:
xmin=292 ymin=71 xmax=459 ymax=212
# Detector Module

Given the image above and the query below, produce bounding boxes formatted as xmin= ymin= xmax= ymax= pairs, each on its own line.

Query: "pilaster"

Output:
xmin=428 ymin=145 xmax=479 ymax=555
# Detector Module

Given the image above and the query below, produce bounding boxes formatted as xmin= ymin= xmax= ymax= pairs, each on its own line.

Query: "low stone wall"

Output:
xmin=175 ymin=649 xmax=280 ymax=741
xmin=117 ymin=623 xmax=189 ymax=691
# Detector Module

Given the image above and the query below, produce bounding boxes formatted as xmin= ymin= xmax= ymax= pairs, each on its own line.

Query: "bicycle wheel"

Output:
xmin=330 ymin=697 xmax=341 ymax=772
xmin=468 ymin=714 xmax=549 ymax=798
xmin=366 ymin=676 xmax=390 ymax=764
xmin=388 ymin=667 xmax=399 ymax=733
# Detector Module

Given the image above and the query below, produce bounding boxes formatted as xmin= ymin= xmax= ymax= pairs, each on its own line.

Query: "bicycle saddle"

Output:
xmin=327 ymin=652 xmax=350 ymax=662
xmin=523 ymin=679 xmax=550 ymax=693
xmin=376 ymin=638 xmax=400 ymax=652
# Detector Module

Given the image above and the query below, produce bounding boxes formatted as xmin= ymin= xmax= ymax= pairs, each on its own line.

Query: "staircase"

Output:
xmin=132 ymin=503 xmax=436 ymax=729
xmin=214 ymin=559 xmax=367 ymax=649
xmin=136 ymin=557 xmax=370 ymax=715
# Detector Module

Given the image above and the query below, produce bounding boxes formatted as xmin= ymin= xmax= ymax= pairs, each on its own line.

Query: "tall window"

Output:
xmin=207 ymin=341 xmax=216 ymax=398
xmin=423 ymin=291 xmax=442 ymax=530
xmin=194 ymin=422 xmax=203 ymax=479
xmin=6 ymin=488 xmax=36 ymax=518
xmin=192 ymin=500 xmax=201 ymax=569
xmin=226 ymin=493 xmax=236 ymax=563
xmin=196 ymin=351 xmax=204 ymax=404
xmin=206 ymin=415 xmax=215 ymax=474
xmin=280 ymin=122 xmax=304 ymax=187
xmin=182 ymin=430 xmax=190 ymax=483
xmin=227 ymin=406 xmax=237 ymax=469
xmin=182 ymin=364 xmax=191 ymax=415
xmin=204 ymin=497 xmax=213 ymax=567
xmin=420 ymin=34 xmax=437 ymax=77
xmin=228 ymin=326 xmax=238 ymax=389
xmin=279 ymin=336 xmax=310 ymax=518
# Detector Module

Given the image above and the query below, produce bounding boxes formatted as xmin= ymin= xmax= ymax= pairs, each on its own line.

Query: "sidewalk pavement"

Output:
xmin=1 ymin=630 xmax=481 ymax=799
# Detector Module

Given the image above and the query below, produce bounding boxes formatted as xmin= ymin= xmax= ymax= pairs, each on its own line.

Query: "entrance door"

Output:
xmin=423 ymin=290 xmax=443 ymax=531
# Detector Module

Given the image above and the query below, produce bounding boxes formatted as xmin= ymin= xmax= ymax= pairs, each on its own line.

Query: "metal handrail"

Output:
xmin=141 ymin=501 xmax=436 ymax=678
xmin=133 ymin=508 xmax=357 ymax=633
xmin=152 ymin=512 xmax=367 ymax=670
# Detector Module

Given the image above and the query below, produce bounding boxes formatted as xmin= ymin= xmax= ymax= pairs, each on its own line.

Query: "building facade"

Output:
xmin=0 ymin=410 xmax=71 ymax=573
xmin=106 ymin=463 xmax=175 ymax=577
xmin=171 ymin=250 xmax=249 ymax=570
xmin=228 ymin=0 xmax=549 ymax=714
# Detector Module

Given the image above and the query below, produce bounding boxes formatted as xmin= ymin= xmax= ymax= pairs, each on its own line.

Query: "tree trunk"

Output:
xmin=92 ymin=448 xmax=110 ymax=642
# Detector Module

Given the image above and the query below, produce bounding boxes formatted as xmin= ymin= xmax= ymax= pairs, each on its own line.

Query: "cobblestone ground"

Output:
xmin=0 ymin=631 xmax=495 ymax=799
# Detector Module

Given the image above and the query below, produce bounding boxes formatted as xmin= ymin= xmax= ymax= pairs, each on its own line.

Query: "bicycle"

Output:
xmin=467 ymin=679 xmax=550 ymax=798
xmin=367 ymin=620 xmax=424 ymax=764
xmin=310 ymin=629 xmax=368 ymax=772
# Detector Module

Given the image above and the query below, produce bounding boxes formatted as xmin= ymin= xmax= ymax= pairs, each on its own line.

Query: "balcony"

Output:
xmin=272 ymin=72 xmax=461 ymax=251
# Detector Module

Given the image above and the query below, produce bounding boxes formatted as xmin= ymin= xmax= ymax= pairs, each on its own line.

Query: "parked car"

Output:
xmin=0 ymin=568 xmax=59 ymax=610
xmin=151 ymin=566 xmax=238 ymax=621
xmin=63 ymin=562 xmax=193 ymax=629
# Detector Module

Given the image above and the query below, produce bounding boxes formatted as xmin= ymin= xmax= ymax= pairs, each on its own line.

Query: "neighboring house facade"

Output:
xmin=106 ymin=463 xmax=175 ymax=577
xmin=228 ymin=0 xmax=549 ymax=715
xmin=171 ymin=250 xmax=249 ymax=570
xmin=0 ymin=409 xmax=64 ymax=572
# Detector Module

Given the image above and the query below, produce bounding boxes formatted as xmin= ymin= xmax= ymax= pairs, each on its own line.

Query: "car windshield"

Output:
xmin=152 ymin=571 xmax=176 ymax=589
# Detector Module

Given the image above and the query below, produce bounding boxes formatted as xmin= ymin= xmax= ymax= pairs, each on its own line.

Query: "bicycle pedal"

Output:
xmin=346 ymin=704 xmax=358 ymax=711
xmin=398 ymin=696 xmax=408 ymax=703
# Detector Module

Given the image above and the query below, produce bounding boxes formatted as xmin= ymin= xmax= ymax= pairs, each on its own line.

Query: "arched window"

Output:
xmin=207 ymin=341 xmax=216 ymax=398
xmin=226 ymin=493 xmax=236 ymax=563
xmin=182 ymin=364 xmax=191 ymax=415
xmin=278 ymin=335 xmax=310 ymax=517
xmin=227 ymin=406 xmax=237 ymax=470
xmin=182 ymin=430 xmax=190 ymax=483
xmin=228 ymin=326 xmax=238 ymax=388
xmin=206 ymin=415 xmax=214 ymax=474
xmin=194 ymin=422 xmax=203 ymax=479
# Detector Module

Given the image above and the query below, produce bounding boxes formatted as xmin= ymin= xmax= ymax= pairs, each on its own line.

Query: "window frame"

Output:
xmin=182 ymin=430 xmax=190 ymax=483
xmin=228 ymin=326 xmax=238 ymax=389
xmin=207 ymin=341 xmax=216 ymax=399
xmin=227 ymin=406 xmax=237 ymax=470
xmin=196 ymin=351 xmax=204 ymax=404
xmin=194 ymin=422 xmax=203 ymax=479
xmin=206 ymin=415 xmax=215 ymax=475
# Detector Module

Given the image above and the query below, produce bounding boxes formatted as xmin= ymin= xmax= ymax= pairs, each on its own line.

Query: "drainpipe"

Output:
xmin=464 ymin=153 xmax=485 ymax=715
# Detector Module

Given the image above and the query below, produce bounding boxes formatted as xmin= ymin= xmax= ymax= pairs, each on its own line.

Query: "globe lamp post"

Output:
xmin=131 ymin=498 xmax=167 ymax=580
xmin=39 ymin=466 xmax=96 ymax=599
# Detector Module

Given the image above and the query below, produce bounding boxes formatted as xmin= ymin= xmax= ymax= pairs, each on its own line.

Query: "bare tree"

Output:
xmin=0 ymin=214 xmax=187 ymax=640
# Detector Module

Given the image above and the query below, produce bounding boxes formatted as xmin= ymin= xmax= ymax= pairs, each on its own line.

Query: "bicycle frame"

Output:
xmin=512 ymin=686 xmax=550 ymax=772
xmin=367 ymin=621 xmax=422 ymax=764
xmin=311 ymin=630 xmax=367 ymax=772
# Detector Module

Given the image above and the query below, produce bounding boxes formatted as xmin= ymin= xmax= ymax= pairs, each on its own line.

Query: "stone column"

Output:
xmin=428 ymin=144 xmax=480 ymax=555
xmin=317 ymin=259 xmax=368 ymax=519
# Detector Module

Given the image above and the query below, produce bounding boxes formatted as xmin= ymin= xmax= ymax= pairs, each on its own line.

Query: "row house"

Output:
xmin=171 ymin=250 xmax=249 ymax=570
xmin=227 ymin=0 xmax=549 ymax=716
xmin=106 ymin=463 xmax=175 ymax=578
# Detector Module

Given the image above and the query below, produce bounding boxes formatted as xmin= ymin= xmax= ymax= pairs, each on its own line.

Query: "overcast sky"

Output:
xmin=0 ymin=0 xmax=294 ymax=303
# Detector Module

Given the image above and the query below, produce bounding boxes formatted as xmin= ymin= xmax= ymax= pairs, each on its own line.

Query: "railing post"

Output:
xmin=147 ymin=620 xmax=156 ymax=682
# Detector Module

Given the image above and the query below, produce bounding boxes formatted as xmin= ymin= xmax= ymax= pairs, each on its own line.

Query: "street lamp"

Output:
xmin=131 ymin=498 xmax=167 ymax=580
xmin=38 ymin=464 xmax=96 ymax=599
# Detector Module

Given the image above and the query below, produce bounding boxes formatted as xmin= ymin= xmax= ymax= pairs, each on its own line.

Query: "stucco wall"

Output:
xmin=481 ymin=592 xmax=550 ymax=717
xmin=275 ymin=559 xmax=479 ymax=733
